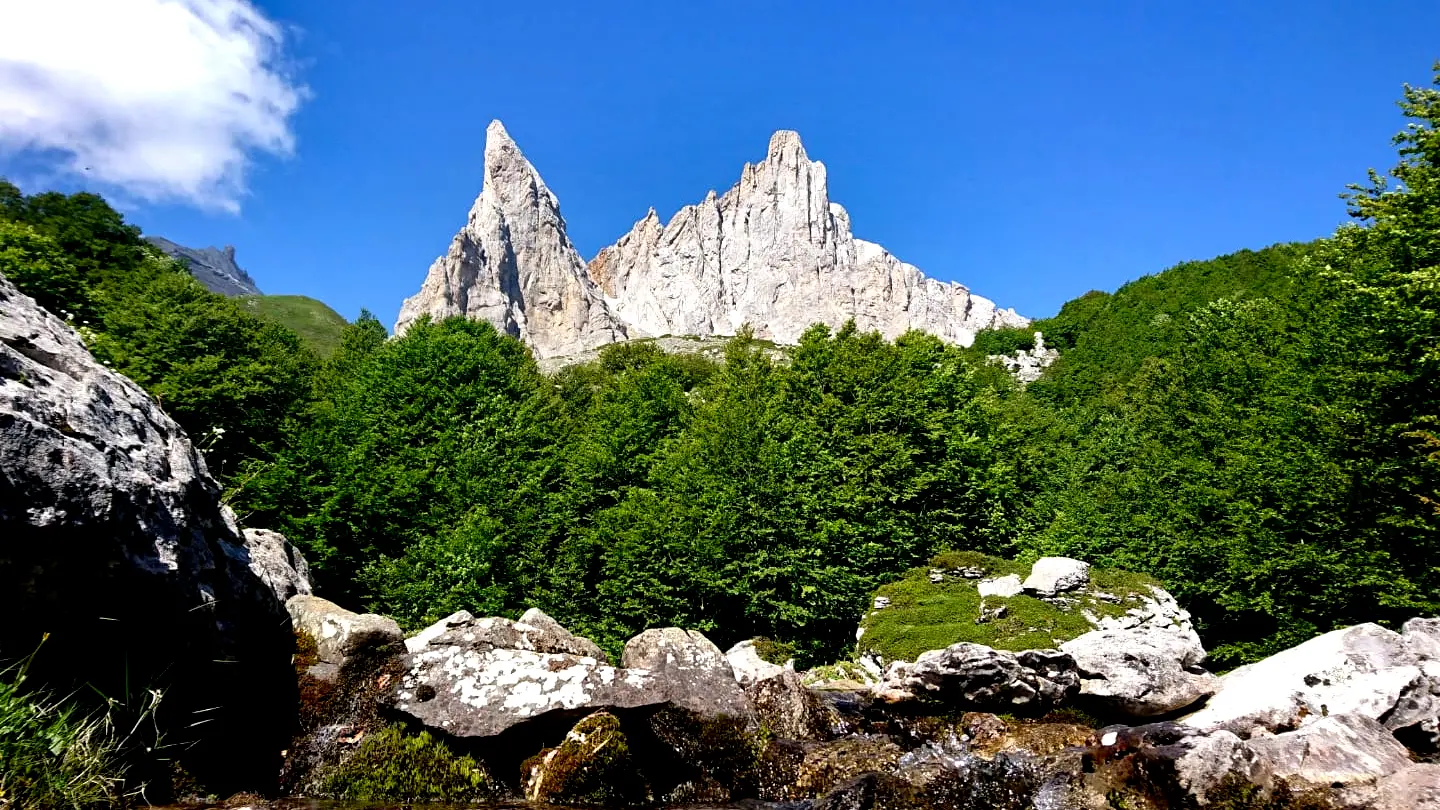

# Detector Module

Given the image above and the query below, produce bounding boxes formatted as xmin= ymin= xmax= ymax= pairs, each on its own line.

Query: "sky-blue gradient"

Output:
xmin=62 ymin=1 xmax=1440 ymax=325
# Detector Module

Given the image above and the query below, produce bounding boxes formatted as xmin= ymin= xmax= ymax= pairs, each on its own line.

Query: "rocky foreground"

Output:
xmin=276 ymin=562 xmax=1440 ymax=810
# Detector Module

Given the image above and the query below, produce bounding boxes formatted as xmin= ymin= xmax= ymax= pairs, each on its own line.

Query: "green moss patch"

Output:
xmin=857 ymin=552 xmax=1167 ymax=664
xmin=315 ymin=723 xmax=492 ymax=802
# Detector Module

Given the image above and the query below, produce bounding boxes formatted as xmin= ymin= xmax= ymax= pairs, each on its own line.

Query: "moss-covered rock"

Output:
xmin=279 ymin=627 xmax=407 ymax=795
xmin=524 ymin=711 xmax=648 ymax=806
xmin=857 ymin=552 xmax=1170 ymax=665
xmin=314 ymin=723 xmax=494 ymax=802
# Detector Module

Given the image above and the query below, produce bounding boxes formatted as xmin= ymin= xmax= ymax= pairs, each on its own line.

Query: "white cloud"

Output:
xmin=0 ymin=0 xmax=306 ymax=212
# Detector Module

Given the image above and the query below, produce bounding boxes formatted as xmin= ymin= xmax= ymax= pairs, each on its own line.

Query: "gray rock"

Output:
xmin=393 ymin=616 xmax=753 ymax=739
xmin=423 ymin=608 xmax=609 ymax=663
xmin=236 ymin=528 xmax=312 ymax=605
xmin=394 ymin=121 xmax=628 ymax=357
xmin=745 ymin=670 xmax=840 ymax=741
xmin=1183 ymin=622 xmax=1440 ymax=748
xmin=1061 ymin=627 xmax=1218 ymax=717
xmin=1022 ymin=557 xmax=1091 ymax=596
xmin=397 ymin=125 xmax=1025 ymax=359
xmin=725 ymin=639 xmax=792 ymax=687
xmin=286 ymin=595 xmax=404 ymax=668
xmin=404 ymin=609 xmax=475 ymax=653
xmin=977 ymin=573 xmax=1024 ymax=598
xmin=145 ymin=237 xmax=262 ymax=296
xmin=622 ymin=627 xmax=754 ymax=722
xmin=1243 ymin=713 xmax=1411 ymax=790
xmin=0 ymin=271 xmax=296 ymax=785
xmin=1372 ymin=763 xmax=1440 ymax=810
xmin=877 ymin=643 xmax=1079 ymax=712
xmin=1173 ymin=729 xmax=1273 ymax=802
xmin=394 ymin=644 xmax=664 ymax=739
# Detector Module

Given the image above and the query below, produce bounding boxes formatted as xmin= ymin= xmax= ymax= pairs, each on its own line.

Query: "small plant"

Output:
xmin=750 ymin=637 xmax=797 ymax=666
xmin=316 ymin=723 xmax=493 ymax=801
xmin=0 ymin=637 xmax=163 ymax=809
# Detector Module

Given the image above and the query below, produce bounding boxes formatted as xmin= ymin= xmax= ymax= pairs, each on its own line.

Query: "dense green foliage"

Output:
xmin=3 ymin=66 xmax=1438 ymax=675
xmin=241 ymin=294 xmax=349 ymax=357
xmin=0 ymin=179 xmax=318 ymax=479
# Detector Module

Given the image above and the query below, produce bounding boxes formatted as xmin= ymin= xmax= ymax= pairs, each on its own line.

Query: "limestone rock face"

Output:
xmin=397 ymin=124 xmax=1024 ymax=358
xmin=146 ymin=237 xmax=262 ymax=297
xmin=0 ymin=271 xmax=300 ymax=790
xmin=394 ymin=121 xmax=627 ymax=356
xmin=621 ymin=627 xmax=755 ymax=722
xmin=1182 ymin=621 xmax=1440 ymax=751
xmin=876 ymin=643 xmax=1079 ymax=712
xmin=1061 ymin=627 xmax=1218 ymax=717
xmin=589 ymin=130 xmax=1025 ymax=347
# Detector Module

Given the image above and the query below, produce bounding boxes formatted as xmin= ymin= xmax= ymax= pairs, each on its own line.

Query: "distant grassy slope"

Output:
xmin=241 ymin=295 xmax=348 ymax=357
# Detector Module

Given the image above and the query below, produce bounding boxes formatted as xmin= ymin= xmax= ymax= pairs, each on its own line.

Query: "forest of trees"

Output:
xmin=3 ymin=66 xmax=1437 ymax=670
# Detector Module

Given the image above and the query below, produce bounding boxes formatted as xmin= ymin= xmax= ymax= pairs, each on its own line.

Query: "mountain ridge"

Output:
xmin=396 ymin=122 xmax=1026 ymax=357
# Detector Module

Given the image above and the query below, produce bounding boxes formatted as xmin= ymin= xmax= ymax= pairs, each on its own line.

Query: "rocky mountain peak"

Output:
xmin=145 ymin=236 xmax=261 ymax=297
xmin=393 ymin=121 xmax=626 ymax=356
xmin=397 ymin=126 xmax=1025 ymax=359
xmin=765 ymin=129 xmax=808 ymax=164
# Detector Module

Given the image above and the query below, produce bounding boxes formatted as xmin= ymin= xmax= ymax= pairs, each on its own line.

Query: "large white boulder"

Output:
xmin=1022 ymin=557 xmax=1091 ymax=596
xmin=1243 ymin=713 xmax=1411 ymax=790
xmin=1182 ymin=621 xmax=1440 ymax=751
xmin=1062 ymin=627 xmax=1218 ymax=717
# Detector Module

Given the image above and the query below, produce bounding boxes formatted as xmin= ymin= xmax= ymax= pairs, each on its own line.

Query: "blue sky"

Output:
xmin=4 ymin=1 xmax=1439 ymax=326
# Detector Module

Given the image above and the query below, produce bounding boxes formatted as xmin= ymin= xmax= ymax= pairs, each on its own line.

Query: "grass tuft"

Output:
xmin=0 ymin=638 xmax=165 ymax=809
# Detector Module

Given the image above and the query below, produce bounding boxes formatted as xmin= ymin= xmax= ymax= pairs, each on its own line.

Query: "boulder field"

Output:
xmin=281 ymin=589 xmax=1440 ymax=808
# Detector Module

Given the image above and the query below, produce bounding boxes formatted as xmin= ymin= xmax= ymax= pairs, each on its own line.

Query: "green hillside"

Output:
xmin=241 ymin=295 xmax=349 ymax=357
